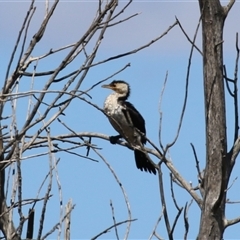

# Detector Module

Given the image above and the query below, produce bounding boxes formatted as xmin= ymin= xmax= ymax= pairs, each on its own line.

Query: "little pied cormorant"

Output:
xmin=102 ymin=80 xmax=156 ymax=174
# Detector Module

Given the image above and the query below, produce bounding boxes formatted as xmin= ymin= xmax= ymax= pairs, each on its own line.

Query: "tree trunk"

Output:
xmin=197 ymin=0 xmax=230 ymax=239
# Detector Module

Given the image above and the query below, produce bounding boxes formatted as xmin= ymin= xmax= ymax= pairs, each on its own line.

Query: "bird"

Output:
xmin=102 ymin=80 xmax=156 ymax=174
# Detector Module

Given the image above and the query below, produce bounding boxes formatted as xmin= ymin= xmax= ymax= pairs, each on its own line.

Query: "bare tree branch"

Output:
xmin=92 ymin=148 xmax=132 ymax=239
xmin=169 ymin=173 xmax=184 ymax=236
xmin=95 ymin=20 xmax=178 ymax=64
xmin=158 ymin=165 xmax=172 ymax=240
xmin=230 ymin=136 xmax=240 ymax=166
xmin=183 ymin=200 xmax=193 ymax=240
xmin=223 ymin=0 xmax=236 ymax=16
xmin=91 ymin=219 xmax=137 ymax=240
xmin=110 ymin=200 xmax=119 ymax=240
xmin=224 ymin=216 xmax=240 ymax=229
xmin=233 ymin=32 xmax=239 ymax=142
xmin=165 ymin=12 xmax=201 ymax=152
xmin=170 ymin=173 xmax=182 ymax=211
xmin=176 ymin=17 xmax=202 ymax=55
xmin=190 ymin=143 xmax=202 ymax=182
xmin=21 ymin=130 xmax=202 ymax=207
xmin=41 ymin=203 xmax=76 ymax=240
xmin=158 ymin=71 xmax=168 ymax=152
xmin=4 ymin=1 xmax=35 ymax=83
xmin=149 ymin=206 xmax=164 ymax=240
xmin=225 ymin=176 xmax=238 ymax=192
xmin=37 ymin=128 xmax=53 ymax=240
xmin=64 ymin=199 xmax=72 ymax=240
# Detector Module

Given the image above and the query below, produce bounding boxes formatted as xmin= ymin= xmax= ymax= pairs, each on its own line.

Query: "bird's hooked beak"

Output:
xmin=101 ymin=83 xmax=113 ymax=90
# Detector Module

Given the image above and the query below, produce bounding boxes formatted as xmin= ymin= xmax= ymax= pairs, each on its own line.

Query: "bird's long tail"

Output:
xmin=134 ymin=149 xmax=156 ymax=174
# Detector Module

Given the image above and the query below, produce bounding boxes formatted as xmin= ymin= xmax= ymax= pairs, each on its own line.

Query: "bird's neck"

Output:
xmin=114 ymin=92 xmax=129 ymax=101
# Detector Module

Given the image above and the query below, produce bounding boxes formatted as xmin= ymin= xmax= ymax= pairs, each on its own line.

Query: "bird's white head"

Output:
xmin=102 ymin=80 xmax=130 ymax=99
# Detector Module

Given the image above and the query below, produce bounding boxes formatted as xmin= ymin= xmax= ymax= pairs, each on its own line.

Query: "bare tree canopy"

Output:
xmin=1 ymin=0 xmax=240 ymax=239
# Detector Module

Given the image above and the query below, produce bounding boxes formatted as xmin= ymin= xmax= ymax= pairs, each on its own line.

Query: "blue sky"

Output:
xmin=1 ymin=1 xmax=240 ymax=239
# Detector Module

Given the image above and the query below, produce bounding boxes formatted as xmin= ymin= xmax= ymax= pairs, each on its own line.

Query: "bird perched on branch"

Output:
xmin=102 ymin=80 xmax=156 ymax=174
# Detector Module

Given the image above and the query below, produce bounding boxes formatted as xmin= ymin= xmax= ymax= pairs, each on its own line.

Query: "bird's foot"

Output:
xmin=109 ymin=135 xmax=121 ymax=144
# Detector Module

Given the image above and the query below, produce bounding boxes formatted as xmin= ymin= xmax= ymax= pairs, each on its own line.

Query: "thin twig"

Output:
xmin=92 ymin=148 xmax=132 ymax=240
xmin=37 ymin=128 xmax=53 ymax=240
xmin=54 ymin=155 xmax=63 ymax=240
xmin=183 ymin=200 xmax=193 ymax=240
xmin=233 ymin=32 xmax=239 ymax=142
xmin=99 ymin=12 xmax=140 ymax=29
xmin=176 ymin=17 xmax=202 ymax=55
xmin=170 ymin=173 xmax=181 ymax=211
xmin=64 ymin=199 xmax=72 ymax=240
xmin=223 ymin=65 xmax=235 ymax=97
xmin=190 ymin=143 xmax=202 ymax=179
xmin=0 ymin=196 xmax=51 ymax=217
xmin=33 ymin=159 xmax=60 ymax=209
xmin=169 ymin=174 xmax=184 ymax=236
xmin=225 ymin=176 xmax=238 ymax=192
xmin=110 ymin=200 xmax=119 ymax=240
xmin=165 ymin=12 xmax=202 ymax=152
xmin=158 ymin=71 xmax=168 ymax=152
xmin=149 ymin=206 xmax=165 ymax=240
xmin=4 ymin=1 xmax=35 ymax=83
xmin=158 ymin=165 xmax=172 ymax=240
xmin=41 ymin=204 xmax=76 ymax=240
xmin=91 ymin=219 xmax=137 ymax=240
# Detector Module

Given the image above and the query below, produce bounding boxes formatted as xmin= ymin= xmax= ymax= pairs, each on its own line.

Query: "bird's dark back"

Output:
xmin=122 ymin=101 xmax=146 ymax=144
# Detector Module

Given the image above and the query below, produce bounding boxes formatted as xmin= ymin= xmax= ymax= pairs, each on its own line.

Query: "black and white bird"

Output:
xmin=102 ymin=80 xmax=156 ymax=174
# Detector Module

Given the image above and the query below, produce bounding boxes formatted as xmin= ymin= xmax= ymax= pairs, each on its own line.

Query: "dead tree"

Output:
xmin=197 ymin=0 xmax=239 ymax=239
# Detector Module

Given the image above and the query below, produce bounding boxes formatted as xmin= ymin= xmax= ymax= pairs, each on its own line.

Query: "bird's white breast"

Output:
xmin=103 ymin=93 xmax=140 ymax=146
xmin=104 ymin=93 xmax=123 ymax=115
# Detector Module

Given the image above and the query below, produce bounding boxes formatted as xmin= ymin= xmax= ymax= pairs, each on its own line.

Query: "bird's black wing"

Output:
xmin=122 ymin=101 xmax=146 ymax=144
